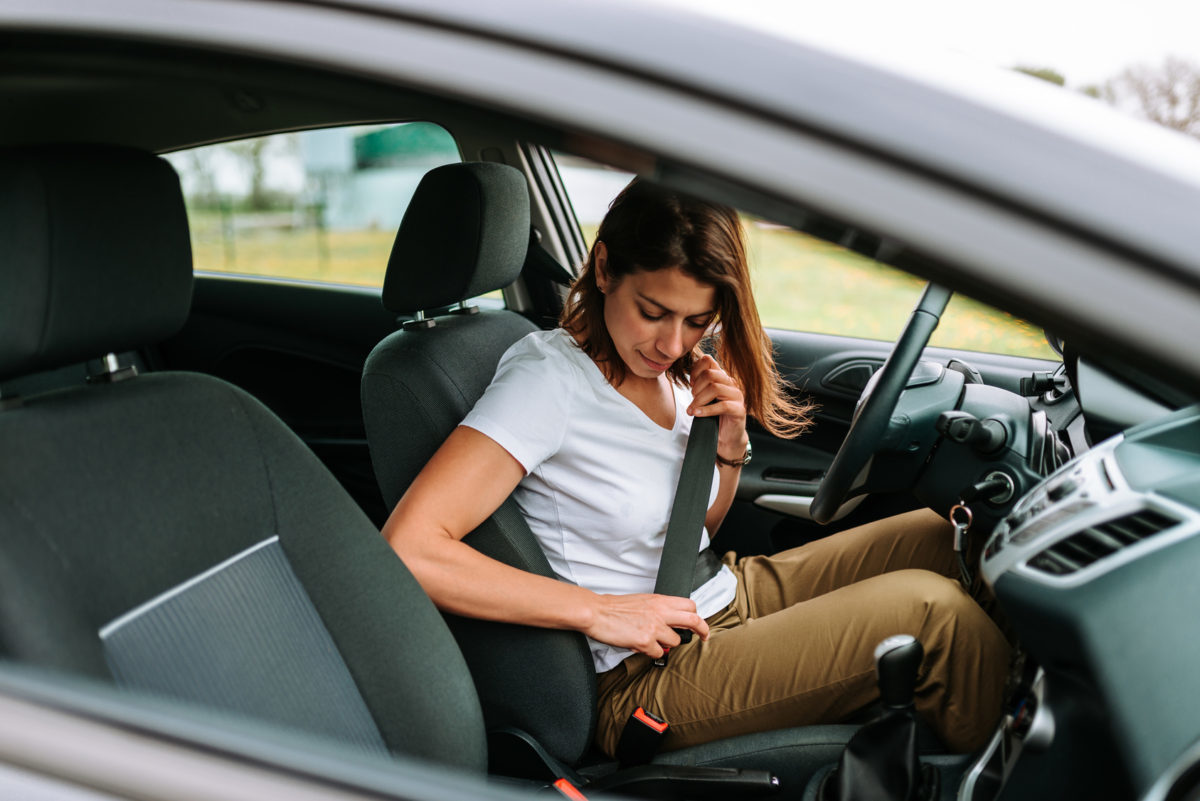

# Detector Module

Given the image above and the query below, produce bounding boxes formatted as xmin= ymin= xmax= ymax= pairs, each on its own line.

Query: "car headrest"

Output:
xmin=382 ymin=162 xmax=530 ymax=314
xmin=0 ymin=145 xmax=194 ymax=382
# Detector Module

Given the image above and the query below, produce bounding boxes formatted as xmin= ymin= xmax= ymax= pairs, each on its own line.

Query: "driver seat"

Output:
xmin=362 ymin=162 xmax=856 ymax=790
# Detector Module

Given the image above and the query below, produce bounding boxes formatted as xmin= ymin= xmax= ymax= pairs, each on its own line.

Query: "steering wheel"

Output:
xmin=810 ymin=284 xmax=953 ymax=524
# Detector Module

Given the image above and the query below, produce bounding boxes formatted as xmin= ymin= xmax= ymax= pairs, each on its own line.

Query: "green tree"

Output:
xmin=224 ymin=134 xmax=300 ymax=210
xmin=1014 ymin=66 xmax=1066 ymax=86
xmin=226 ymin=138 xmax=270 ymax=210
xmin=1102 ymin=56 xmax=1200 ymax=140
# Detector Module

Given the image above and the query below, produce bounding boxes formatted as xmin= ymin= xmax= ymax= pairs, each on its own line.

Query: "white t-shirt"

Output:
xmin=461 ymin=328 xmax=738 ymax=672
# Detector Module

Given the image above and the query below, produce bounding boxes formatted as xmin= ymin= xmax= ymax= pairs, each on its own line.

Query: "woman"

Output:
xmin=383 ymin=178 xmax=1009 ymax=756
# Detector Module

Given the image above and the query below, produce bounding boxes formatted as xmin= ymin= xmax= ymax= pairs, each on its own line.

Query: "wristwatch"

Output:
xmin=716 ymin=439 xmax=752 ymax=468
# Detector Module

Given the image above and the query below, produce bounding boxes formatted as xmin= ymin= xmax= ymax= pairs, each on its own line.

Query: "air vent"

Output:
xmin=1027 ymin=509 xmax=1179 ymax=576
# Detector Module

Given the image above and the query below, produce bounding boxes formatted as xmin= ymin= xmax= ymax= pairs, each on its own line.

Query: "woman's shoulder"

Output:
xmin=496 ymin=328 xmax=590 ymax=386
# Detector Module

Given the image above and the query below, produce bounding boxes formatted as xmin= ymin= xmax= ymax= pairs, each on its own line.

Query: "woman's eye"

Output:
xmin=640 ymin=310 xmax=664 ymax=321
xmin=686 ymin=319 xmax=709 ymax=330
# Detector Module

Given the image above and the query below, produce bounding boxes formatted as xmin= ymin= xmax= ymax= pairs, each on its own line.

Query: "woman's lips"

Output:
xmin=639 ymin=352 xmax=670 ymax=372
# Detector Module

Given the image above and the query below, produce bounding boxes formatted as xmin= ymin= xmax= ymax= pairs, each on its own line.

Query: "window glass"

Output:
xmin=553 ymin=154 xmax=1056 ymax=360
xmin=553 ymin=152 xmax=633 ymax=248
xmin=165 ymin=122 xmax=460 ymax=287
xmin=744 ymin=221 xmax=1057 ymax=359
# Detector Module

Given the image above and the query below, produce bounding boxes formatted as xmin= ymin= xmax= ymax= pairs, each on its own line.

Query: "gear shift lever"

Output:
xmin=875 ymin=634 xmax=923 ymax=710
xmin=817 ymin=635 xmax=937 ymax=801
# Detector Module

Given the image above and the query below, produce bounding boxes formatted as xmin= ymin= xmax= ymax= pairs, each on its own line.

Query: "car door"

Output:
xmin=154 ymin=124 xmax=467 ymax=525
xmin=156 ymin=126 xmax=579 ymax=526
xmin=741 ymin=257 xmax=1063 ymax=553
xmin=744 ymin=326 xmax=1061 ymax=553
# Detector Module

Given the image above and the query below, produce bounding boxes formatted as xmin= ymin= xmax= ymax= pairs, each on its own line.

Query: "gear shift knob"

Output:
xmin=874 ymin=634 xmax=924 ymax=710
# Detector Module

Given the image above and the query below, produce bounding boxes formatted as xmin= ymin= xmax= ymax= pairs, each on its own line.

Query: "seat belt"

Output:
xmin=653 ymin=414 xmax=719 ymax=651
xmin=615 ymin=415 xmax=719 ymax=766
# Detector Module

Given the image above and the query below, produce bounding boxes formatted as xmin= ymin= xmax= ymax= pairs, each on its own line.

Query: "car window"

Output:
xmin=744 ymin=221 xmax=1059 ymax=359
xmin=164 ymin=123 xmax=460 ymax=288
xmin=554 ymin=153 xmax=1057 ymax=360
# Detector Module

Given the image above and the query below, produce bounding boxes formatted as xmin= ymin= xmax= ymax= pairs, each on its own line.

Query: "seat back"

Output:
xmin=0 ymin=145 xmax=487 ymax=770
xmin=362 ymin=162 xmax=598 ymax=766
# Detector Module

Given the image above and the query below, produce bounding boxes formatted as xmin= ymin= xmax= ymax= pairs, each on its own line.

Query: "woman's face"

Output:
xmin=596 ymin=249 xmax=716 ymax=384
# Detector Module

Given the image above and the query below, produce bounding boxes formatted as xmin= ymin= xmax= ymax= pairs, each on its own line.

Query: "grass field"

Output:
xmin=741 ymin=222 xmax=1056 ymax=359
xmin=189 ymin=212 xmax=395 ymax=287
xmin=188 ymin=210 xmax=1056 ymax=360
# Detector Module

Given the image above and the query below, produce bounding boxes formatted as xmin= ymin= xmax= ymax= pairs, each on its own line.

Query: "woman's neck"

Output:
xmin=566 ymin=327 xmax=676 ymax=430
xmin=614 ymin=372 xmax=676 ymax=430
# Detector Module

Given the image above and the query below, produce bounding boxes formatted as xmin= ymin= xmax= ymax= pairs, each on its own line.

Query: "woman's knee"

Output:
xmin=886 ymin=568 xmax=969 ymax=611
xmin=900 ymin=507 xmax=953 ymax=534
xmin=902 ymin=508 xmax=956 ymax=561
xmin=884 ymin=570 xmax=1001 ymax=648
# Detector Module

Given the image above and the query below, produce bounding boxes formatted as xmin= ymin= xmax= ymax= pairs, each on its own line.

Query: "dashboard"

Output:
xmin=962 ymin=405 xmax=1200 ymax=800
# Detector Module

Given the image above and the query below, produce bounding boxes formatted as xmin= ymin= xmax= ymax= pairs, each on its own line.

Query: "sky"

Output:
xmin=654 ymin=0 xmax=1200 ymax=88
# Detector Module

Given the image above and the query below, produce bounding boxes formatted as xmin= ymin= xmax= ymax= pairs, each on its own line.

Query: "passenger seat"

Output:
xmin=0 ymin=145 xmax=487 ymax=770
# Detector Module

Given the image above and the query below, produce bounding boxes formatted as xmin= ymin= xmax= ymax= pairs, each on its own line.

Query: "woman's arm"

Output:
xmin=688 ymin=354 xmax=749 ymax=535
xmin=707 ymin=460 xmax=744 ymax=534
xmin=383 ymin=425 xmax=708 ymax=657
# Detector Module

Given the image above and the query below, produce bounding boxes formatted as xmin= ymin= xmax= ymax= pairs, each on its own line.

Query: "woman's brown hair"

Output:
xmin=560 ymin=178 xmax=813 ymax=439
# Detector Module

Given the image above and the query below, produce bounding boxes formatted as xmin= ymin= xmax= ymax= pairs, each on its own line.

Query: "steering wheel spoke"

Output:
xmin=810 ymin=284 xmax=953 ymax=524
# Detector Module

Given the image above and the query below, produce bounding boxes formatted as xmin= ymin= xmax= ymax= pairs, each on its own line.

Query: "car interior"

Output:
xmin=2 ymin=28 xmax=1200 ymax=801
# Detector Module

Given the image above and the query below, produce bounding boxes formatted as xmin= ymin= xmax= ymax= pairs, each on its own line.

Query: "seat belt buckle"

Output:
xmin=652 ymin=628 xmax=693 ymax=668
xmin=615 ymin=706 xmax=669 ymax=767
xmin=552 ymin=778 xmax=589 ymax=801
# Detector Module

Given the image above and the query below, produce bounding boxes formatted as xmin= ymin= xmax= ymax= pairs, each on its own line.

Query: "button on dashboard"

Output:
xmin=1046 ymin=476 xmax=1080 ymax=502
xmin=984 ymin=535 xmax=1004 ymax=559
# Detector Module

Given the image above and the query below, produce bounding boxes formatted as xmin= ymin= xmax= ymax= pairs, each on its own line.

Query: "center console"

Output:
xmin=958 ymin=406 xmax=1200 ymax=800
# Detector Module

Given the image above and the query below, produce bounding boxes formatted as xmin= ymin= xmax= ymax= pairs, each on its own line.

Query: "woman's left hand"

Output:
xmin=687 ymin=354 xmax=749 ymax=465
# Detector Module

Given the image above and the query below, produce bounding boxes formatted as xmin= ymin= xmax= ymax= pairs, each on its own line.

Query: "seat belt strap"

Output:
xmin=652 ymin=414 xmax=719 ymax=666
xmin=617 ymin=416 xmax=718 ymax=760
xmin=654 ymin=414 xmax=718 ymax=599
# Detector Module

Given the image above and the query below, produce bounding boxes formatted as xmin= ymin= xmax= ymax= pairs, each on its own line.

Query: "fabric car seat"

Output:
xmin=0 ymin=145 xmax=487 ymax=771
xmin=360 ymin=162 xmax=598 ymax=764
xmin=362 ymin=162 xmax=857 ymax=790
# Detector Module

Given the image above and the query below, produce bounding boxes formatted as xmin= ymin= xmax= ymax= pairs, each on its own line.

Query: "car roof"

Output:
xmin=5 ymin=0 xmax=1200 ymax=391
xmin=345 ymin=0 xmax=1200 ymax=282
xmin=8 ymin=0 xmax=1200 ymax=280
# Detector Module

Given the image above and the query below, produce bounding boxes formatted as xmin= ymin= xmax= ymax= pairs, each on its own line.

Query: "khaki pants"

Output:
xmin=595 ymin=509 xmax=1010 ymax=756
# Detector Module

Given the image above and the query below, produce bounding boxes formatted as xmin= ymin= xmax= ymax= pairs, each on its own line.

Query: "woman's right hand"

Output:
xmin=585 ymin=593 xmax=710 ymax=658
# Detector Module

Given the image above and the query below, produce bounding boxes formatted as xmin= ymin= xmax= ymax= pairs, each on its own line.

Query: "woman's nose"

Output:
xmin=657 ymin=323 xmax=685 ymax=359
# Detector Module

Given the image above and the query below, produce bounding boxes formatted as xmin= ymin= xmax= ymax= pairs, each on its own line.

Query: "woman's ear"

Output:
xmin=594 ymin=241 xmax=609 ymax=293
